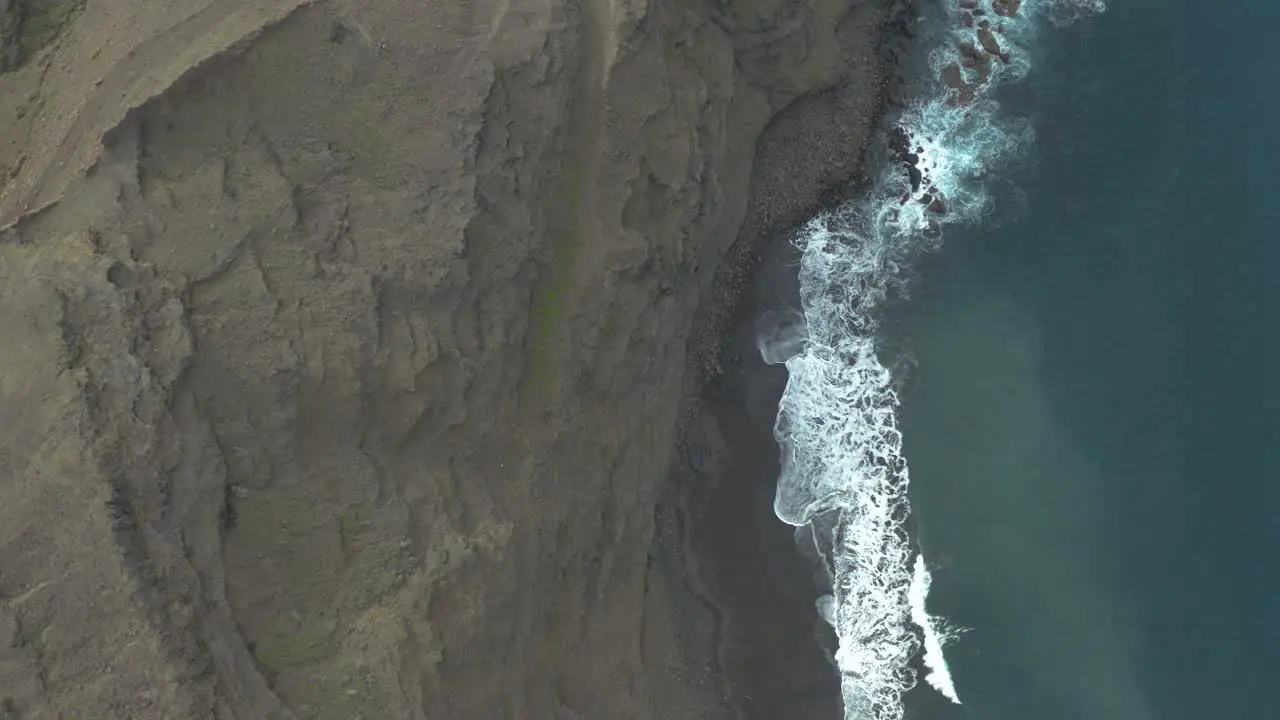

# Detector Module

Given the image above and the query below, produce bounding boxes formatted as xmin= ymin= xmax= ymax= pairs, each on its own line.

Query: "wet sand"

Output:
xmin=683 ymin=231 xmax=845 ymax=719
xmin=665 ymin=3 xmax=926 ymax=716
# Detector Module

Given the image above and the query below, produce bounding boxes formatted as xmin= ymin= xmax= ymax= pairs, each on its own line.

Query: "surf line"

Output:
xmin=765 ymin=1 xmax=1105 ymax=718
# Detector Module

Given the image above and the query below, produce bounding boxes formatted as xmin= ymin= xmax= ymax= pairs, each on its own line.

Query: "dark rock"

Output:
xmin=992 ymin=0 xmax=1022 ymax=17
xmin=0 ymin=0 xmax=19 ymax=71
xmin=942 ymin=63 xmax=976 ymax=106
xmin=890 ymin=124 xmax=925 ymax=192
xmin=978 ymin=26 xmax=1003 ymax=56
xmin=958 ymin=40 xmax=990 ymax=68
xmin=942 ymin=63 xmax=964 ymax=90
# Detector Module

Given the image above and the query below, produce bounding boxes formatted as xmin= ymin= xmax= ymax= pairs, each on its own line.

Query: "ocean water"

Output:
xmin=897 ymin=1 xmax=1280 ymax=717
xmin=765 ymin=0 xmax=1280 ymax=717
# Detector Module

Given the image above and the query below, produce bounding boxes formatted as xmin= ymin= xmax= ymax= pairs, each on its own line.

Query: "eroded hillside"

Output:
xmin=0 ymin=0 xmax=895 ymax=716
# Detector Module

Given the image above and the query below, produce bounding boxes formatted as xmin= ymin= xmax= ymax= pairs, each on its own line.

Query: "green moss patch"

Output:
xmin=15 ymin=0 xmax=84 ymax=64
xmin=254 ymin=615 xmax=334 ymax=672
xmin=523 ymin=170 xmax=583 ymax=398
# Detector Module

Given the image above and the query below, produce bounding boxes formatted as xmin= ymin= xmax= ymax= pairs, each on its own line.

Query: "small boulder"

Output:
xmin=992 ymin=0 xmax=1023 ymax=18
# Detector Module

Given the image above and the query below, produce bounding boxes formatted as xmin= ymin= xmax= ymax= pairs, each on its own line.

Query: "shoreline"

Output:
xmin=663 ymin=0 xmax=926 ymax=715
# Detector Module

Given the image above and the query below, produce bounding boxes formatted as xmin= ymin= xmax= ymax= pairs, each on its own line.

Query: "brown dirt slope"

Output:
xmin=0 ymin=0 xmax=890 ymax=717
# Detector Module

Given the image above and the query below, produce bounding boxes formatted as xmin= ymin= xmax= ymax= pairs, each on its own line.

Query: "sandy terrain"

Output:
xmin=670 ymin=1 xmax=909 ymax=715
xmin=0 ymin=0 xmax=896 ymax=717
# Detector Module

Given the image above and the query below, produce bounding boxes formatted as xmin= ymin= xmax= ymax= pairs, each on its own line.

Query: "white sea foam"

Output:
xmin=771 ymin=1 xmax=1105 ymax=718
xmin=757 ymin=309 xmax=809 ymax=365
xmin=909 ymin=554 xmax=964 ymax=704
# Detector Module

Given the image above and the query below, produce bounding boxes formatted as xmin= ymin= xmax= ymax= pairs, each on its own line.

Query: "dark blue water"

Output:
xmin=897 ymin=1 xmax=1280 ymax=717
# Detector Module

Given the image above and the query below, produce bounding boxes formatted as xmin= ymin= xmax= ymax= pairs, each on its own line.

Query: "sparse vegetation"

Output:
xmin=524 ymin=170 xmax=583 ymax=397
xmin=15 ymin=0 xmax=84 ymax=65
xmin=254 ymin=616 xmax=334 ymax=672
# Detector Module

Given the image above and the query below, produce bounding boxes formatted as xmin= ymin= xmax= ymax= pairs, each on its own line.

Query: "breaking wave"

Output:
xmin=910 ymin=554 xmax=965 ymax=704
xmin=770 ymin=1 xmax=1105 ymax=718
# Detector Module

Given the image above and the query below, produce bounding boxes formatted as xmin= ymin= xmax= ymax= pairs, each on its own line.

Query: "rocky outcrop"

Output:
xmin=0 ymin=0 xmax=17 ymax=70
xmin=0 ymin=0 xmax=894 ymax=717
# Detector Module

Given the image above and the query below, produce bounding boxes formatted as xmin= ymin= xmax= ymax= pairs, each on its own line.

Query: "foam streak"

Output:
xmin=771 ymin=2 xmax=1105 ymax=718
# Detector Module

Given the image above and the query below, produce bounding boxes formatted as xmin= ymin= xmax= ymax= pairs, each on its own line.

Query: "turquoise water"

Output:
xmin=896 ymin=1 xmax=1280 ymax=717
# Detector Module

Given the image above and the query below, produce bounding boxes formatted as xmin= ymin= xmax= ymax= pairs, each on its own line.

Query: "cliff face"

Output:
xmin=0 ymin=1 xmax=16 ymax=71
xmin=0 ymin=0 xmax=891 ymax=717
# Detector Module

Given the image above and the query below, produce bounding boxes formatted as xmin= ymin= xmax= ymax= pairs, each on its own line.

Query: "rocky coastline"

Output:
xmin=666 ymin=0 xmax=925 ymax=716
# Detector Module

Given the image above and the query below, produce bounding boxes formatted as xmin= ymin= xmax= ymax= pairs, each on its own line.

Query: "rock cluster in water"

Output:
xmin=889 ymin=0 xmax=1026 ymax=222
xmin=949 ymin=0 xmax=1020 ymax=103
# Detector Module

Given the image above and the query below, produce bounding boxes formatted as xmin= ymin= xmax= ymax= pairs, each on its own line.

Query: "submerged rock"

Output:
xmin=942 ymin=63 xmax=978 ymax=105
